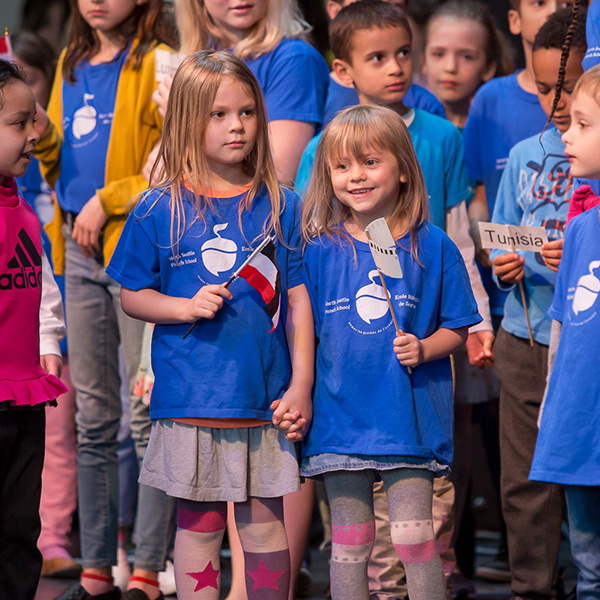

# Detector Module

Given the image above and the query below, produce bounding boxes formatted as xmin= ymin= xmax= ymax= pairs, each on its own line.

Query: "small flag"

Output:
xmin=365 ymin=218 xmax=403 ymax=278
xmin=0 ymin=29 xmax=12 ymax=62
xmin=238 ymin=238 xmax=280 ymax=331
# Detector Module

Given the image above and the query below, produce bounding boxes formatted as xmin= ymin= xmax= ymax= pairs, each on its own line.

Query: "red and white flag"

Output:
xmin=238 ymin=237 xmax=280 ymax=331
xmin=0 ymin=31 xmax=12 ymax=62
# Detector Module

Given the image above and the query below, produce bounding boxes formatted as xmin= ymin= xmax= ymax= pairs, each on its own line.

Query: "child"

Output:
xmin=530 ymin=64 xmax=600 ymax=599
xmin=34 ymin=1 xmax=176 ymax=598
xmin=152 ymin=0 xmax=330 ymax=185
xmin=0 ymin=59 xmax=67 ymax=600
xmin=490 ymin=8 xmax=586 ymax=599
xmin=424 ymin=0 xmax=509 ymax=130
xmin=299 ymin=103 xmax=482 ymax=600
xmin=106 ymin=51 xmax=314 ymax=600
xmin=323 ymin=0 xmax=447 ymax=124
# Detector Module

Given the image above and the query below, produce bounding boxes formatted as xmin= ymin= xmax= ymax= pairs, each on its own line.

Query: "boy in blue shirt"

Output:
xmin=490 ymin=11 xmax=586 ymax=600
xmin=464 ymin=0 xmax=574 ymax=319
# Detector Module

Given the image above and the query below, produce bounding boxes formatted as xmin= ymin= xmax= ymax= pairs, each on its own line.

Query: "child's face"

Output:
xmin=204 ymin=76 xmax=258 ymax=181
xmin=533 ymin=47 xmax=583 ymax=133
xmin=562 ymin=91 xmax=600 ymax=179
xmin=77 ymin=0 xmax=141 ymax=35
xmin=333 ymin=26 xmax=412 ymax=111
xmin=203 ymin=0 xmax=268 ymax=44
xmin=13 ymin=58 xmax=51 ymax=108
xmin=0 ymin=81 xmax=40 ymax=183
xmin=508 ymin=0 xmax=574 ymax=48
xmin=330 ymin=146 xmax=405 ymax=225
xmin=424 ymin=16 xmax=494 ymax=107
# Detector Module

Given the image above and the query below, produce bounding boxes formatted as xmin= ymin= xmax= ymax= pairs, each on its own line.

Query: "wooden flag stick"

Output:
xmin=509 ymin=232 xmax=534 ymax=348
xmin=376 ymin=271 xmax=412 ymax=375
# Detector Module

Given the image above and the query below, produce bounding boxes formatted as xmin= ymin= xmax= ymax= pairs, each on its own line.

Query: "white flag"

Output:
xmin=365 ymin=218 xmax=403 ymax=278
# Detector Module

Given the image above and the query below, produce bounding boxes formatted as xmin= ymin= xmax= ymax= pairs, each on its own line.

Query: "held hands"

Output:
xmin=181 ymin=284 xmax=232 ymax=322
xmin=465 ymin=330 xmax=495 ymax=368
xmin=271 ymin=386 xmax=312 ymax=442
xmin=540 ymin=239 xmax=563 ymax=272
xmin=73 ymin=195 xmax=107 ymax=258
xmin=152 ymin=74 xmax=173 ymax=118
xmin=492 ymin=252 xmax=524 ymax=285
xmin=393 ymin=333 xmax=423 ymax=367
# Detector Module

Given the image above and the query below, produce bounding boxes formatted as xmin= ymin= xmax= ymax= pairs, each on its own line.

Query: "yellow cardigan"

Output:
xmin=35 ymin=40 xmax=173 ymax=275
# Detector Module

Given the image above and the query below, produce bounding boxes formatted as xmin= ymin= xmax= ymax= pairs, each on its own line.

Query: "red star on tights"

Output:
xmin=187 ymin=561 xmax=219 ymax=591
xmin=247 ymin=560 xmax=286 ymax=591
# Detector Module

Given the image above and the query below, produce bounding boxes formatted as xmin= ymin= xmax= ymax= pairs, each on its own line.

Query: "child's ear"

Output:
xmin=400 ymin=174 xmax=408 ymax=183
xmin=333 ymin=58 xmax=355 ymax=88
xmin=482 ymin=61 xmax=497 ymax=83
xmin=507 ymin=9 xmax=522 ymax=37
xmin=326 ymin=0 xmax=343 ymax=20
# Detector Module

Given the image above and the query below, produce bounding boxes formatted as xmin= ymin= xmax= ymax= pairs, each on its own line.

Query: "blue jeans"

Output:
xmin=565 ymin=486 xmax=600 ymax=599
xmin=64 ymin=233 xmax=174 ymax=570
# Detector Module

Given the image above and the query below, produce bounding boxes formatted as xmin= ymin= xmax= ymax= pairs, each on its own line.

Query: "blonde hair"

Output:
xmin=302 ymin=104 xmax=429 ymax=262
xmin=150 ymin=50 xmax=285 ymax=254
xmin=175 ymin=0 xmax=310 ymax=58
xmin=573 ymin=63 xmax=600 ymax=106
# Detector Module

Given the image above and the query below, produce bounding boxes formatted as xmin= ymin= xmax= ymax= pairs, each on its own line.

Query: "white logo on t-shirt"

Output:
xmin=72 ymin=93 xmax=97 ymax=140
xmin=572 ymin=260 xmax=600 ymax=315
xmin=201 ymin=223 xmax=237 ymax=276
xmin=356 ymin=270 xmax=389 ymax=324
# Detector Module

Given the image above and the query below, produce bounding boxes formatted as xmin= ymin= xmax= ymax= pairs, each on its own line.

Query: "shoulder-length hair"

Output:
xmin=149 ymin=50 xmax=285 ymax=254
xmin=302 ymin=104 xmax=429 ymax=262
xmin=62 ymin=0 xmax=174 ymax=83
xmin=175 ymin=0 xmax=309 ymax=58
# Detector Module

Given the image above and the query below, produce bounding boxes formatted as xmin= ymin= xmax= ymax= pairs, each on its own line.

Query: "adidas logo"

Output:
xmin=0 ymin=228 xmax=42 ymax=290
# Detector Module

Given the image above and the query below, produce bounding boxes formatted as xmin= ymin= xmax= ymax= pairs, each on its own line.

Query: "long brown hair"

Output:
xmin=149 ymin=51 xmax=285 ymax=255
xmin=62 ymin=0 xmax=174 ymax=83
xmin=302 ymin=105 xmax=429 ymax=262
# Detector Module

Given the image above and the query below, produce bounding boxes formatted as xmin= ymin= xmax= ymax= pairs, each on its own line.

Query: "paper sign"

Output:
xmin=155 ymin=49 xmax=184 ymax=82
xmin=365 ymin=218 xmax=403 ymax=278
xmin=478 ymin=222 xmax=548 ymax=252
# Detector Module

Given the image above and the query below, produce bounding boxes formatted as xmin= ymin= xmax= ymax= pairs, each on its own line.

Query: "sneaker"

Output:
xmin=121 ymin=590 xmax=164 ymax=600
xmin=53 ymin=583 xmax=121 ymax=600
xmin=158 ymin=559 xmax=176 ymax=597
xmin=475 ymin=555 xmax=511 ymax=583
xmin=42 ymin=556 xmax=83 ymax=579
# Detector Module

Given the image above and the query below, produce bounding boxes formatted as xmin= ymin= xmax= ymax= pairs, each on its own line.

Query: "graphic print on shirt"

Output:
xmin=0 ymin=228 xmax=42 ymax=290
xmin=356 ymin=269 xmax=389 ymax=324
xmin=200 ymin=223 xmax=238 ymax=276
xmin=568 ymin=259 xmax=600 ymax=324
xmin=72 ymin=93 xmax=97 ymax=141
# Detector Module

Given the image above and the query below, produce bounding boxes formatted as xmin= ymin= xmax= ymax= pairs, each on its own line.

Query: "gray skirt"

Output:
xmin=140 ymin=419 xmax=301 ymax=502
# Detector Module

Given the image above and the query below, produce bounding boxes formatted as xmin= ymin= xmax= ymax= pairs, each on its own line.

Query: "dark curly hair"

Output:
xmin=0 ymin=59 xmax=28 ymax=109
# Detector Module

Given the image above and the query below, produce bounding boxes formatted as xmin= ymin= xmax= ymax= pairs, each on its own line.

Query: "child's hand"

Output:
xmin=540 ymin=239 xmax=563 ymax=272
xmin=465 ymin=330 xmax=495 ymax=368
xmin=182 ymin=284 xmax=232 ymax=322
xmin=73 ymin=195 xmax=107 ymax=258
xmin=41 ymin=354 xmax=62 ymax=378
xmin=152 ymin=74 xmax=173 ymax=118
xmin=393 ymin=334 xmax=424 ymax=367
xmin=492 ymin=252 xmax=525 ymax=284
xmin=34 ymin=102 xmax=50 ymax=138
xmin=142 ymin=142 xmax=163 ymax=185
xmin=271 ymin=386 xmax=312 ymax=442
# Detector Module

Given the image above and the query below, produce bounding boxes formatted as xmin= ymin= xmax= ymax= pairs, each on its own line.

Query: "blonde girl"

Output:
xmin=300 ymin=104 xmax=482 ymax=600
xmin=152 ymin=0 xmax=329 ymax=184
xmin=35 ymin=1 xmax=176 ymax=598
xmin=107 ymin=51 xmax=314 ymax=600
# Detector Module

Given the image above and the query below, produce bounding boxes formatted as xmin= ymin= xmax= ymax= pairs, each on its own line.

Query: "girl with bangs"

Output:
xmin=300 ymin=104 xmax=481 ymax=600
xmin=151 ymin=0 xmax=329 ymax=186
xmin=107 ymin=51 xmax=314 ymax=600
xmin=33 ymin=1 xmax=176 ymax=598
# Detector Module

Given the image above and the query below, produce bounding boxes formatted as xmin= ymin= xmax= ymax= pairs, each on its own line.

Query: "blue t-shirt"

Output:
xmin=301 ymin=225 xmax=481 ymax=465
xmin=106 ymin=185 xmax=304 ymax=420
xmin=583 ymin=0 xmax=600 ymax=70
xmin=530 ymin=207 xmax=600 ymax=485
xmin=463 ymin=72 xmax=547 ymax=216
xmin=57 ymin=48 xmax=129 ymax=214
xmin=490 ymin=127 xmax=572 ymax=345
xmin=323 ymin=76 xmax=446 ymax=125
xmin=295 ymin=108 xmax=470 ymax=231
xmin=245 ymin=38 xmax=329 ymax=126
